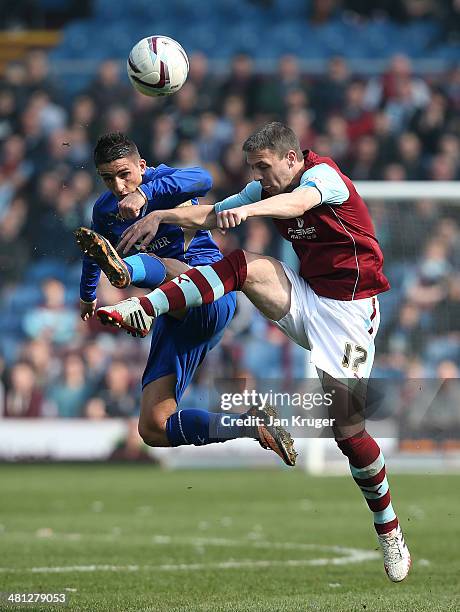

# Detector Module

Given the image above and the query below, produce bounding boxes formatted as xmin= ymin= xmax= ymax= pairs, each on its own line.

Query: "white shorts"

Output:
xmin=272 ymin=264 xmax=381 ymax=380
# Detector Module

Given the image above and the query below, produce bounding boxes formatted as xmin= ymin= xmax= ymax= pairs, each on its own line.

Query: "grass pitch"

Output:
xmin=0 ymin=465 xmax=458 ymax=611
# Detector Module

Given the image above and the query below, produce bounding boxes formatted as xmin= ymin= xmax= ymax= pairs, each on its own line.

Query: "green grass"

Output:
xmin=0 ymin=465 xmax=458 ymax=611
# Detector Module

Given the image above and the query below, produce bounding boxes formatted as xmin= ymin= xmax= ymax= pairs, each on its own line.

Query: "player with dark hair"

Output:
xmin=77 ymin=131 xmax=297 ymax=465
xmin=97 ymin=122 xmax=411 ymax=582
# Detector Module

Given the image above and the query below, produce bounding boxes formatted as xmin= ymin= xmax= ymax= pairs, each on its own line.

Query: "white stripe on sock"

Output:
xmin=177 ymin=411 xmax=189 ymax=444
xmin=148 ymin=288 xmax=170 ymax=317
xmin=373 ymin=502 xmax=396 ymax=525
xmin=172 ymin=276 xmax=203 ymax=307
xmin=350 ymin=451 xmax=385 ymax=479
xmin=197 ymin=265 xmax=226 ymax=301
xmin=359 ymin=477 xmax=389 ymax=500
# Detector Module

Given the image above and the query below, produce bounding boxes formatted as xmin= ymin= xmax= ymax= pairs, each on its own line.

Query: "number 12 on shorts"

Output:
xmin=342 ymin=342 xmax=368 ymax=373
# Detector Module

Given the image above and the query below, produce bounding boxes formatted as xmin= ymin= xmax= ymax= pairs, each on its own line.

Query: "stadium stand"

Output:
xmin=0 ymin=1 xmax=460 ymax=438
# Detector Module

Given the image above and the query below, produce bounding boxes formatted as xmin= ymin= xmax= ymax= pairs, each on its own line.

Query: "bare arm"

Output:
xmin=217 ymin=188 xmax=321 ymax=229
xmin=117 ymin=204 xmax=217 ymax=254
xmin=157 ymin=204 xmax=217 ymax=229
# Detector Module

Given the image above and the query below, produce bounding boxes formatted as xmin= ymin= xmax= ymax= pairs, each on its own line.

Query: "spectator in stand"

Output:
xmin=2 ymin=361 xmax=43 ymax=417
xmin=346 ymin=135 xmax=381 ymax=180
xmin=46 ymin=353 xmax=91 ymax=418
xmin=286 ymin=108 xmax=316 ymax=153
xmin=426 ymin=274 xmax=460 ymax=366
xmin=254 ymin=54 xmax=307 ymax=117
xmin=382 ymin=163 xmax=407 ymax=181
xmin=309 ymin=0 xmax=341 ymax=24
xmin=409 ymin=90 xmax=449 ymax=154
xmin=20 ymin=338 xmax=57 ymax=388
xmin=85 ymin=60 xmax=130 ymax=110
xmin=312 ymin=56 xmax=350 ymax=129
xmin=1 ymin=135 xmax=33 ymax=194
xmin=444 ymin=63 xmax=460 ymax=112
xmin=343 ymin=80 xmax=375 ymax=140
xmin=81 ymin=339 xmax=110 ymax=388
xmin=0 ymin=197 xmax=29 ymax=284
xmin=18 ymin=103 xmax=47 ymax=169
xmin=71 ymin=170 xmax=97 ymax=226
xmin=373 ymin=111 xmax=398 ymax=166
xmin=0 ymin=88 xmax=16 ymax=141
xmin=169 ymin=82 xmax=200 ymax=141
xmin=383 ymin=302 xmax=426 ymax=358
xmin=219 ymin=94 xmax=247 ymax=143
xmin=429 ymin=153 xmax=459 ymax=180
xmin=27 ymin=185 xmax=82 ymax=260
xmin=196 ymin=112 xmax=229 ymax=164
xmin=97 ymin=360 xmax=138 ymax=418
xmin=396 ymin=132 xmax=424 ymax=180
xmin=70 ymin=94 xmax=99 ymax=143
xmin=324 ymin=115 xmax=350 ymax=166
xmin=103 ymin=105 xmax=132 ymax=136
xmin=23 ymin=50 xmax=62 ymax=103
xmin=187 ymin=52 xmax=220 ymax=112
xmin=22 ymin=278 xmax=78 ymax=344
xmin=28 ymin=90 xmax=67 ymax=137
xmin=405 ymin=239 xmax=451 ymax=311
xmin=438 ymin=0 xmax=460 ymax=44
xmin=366 ymin=54 xmax=430 ymax=111
xmin=219 ymin=143 xmax=249 ymax=195
xmin=143 ymin=114 xmax=175 ymax=165
xmin=217 ymin=53 xmax=259 ymax=116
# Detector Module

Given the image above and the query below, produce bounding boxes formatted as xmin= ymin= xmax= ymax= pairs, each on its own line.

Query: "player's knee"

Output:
xmin=138 ymin=418 xmax=168 ymax=447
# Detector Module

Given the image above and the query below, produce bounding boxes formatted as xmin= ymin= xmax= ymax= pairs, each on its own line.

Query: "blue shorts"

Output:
xmin=142 ymin=292 xmax=236 ymax=403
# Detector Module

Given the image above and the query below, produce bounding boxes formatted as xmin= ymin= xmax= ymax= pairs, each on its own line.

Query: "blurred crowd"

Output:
xmin=0 ymin=47 xmax=460 ymax=439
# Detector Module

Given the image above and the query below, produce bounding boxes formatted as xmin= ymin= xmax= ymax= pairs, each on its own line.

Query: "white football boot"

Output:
xmin=97 ymin=297 xmax=154 ymax=337
xmin=377 ymin=525 xmax=411 ymax=582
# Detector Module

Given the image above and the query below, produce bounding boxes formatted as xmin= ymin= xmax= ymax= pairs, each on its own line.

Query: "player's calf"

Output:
xmin=138 ymin=420 xmax=170 ymax=447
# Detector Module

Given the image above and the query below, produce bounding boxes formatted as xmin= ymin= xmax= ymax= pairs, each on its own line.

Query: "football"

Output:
xmin=127 ymin=35 xmax=189 ymax=97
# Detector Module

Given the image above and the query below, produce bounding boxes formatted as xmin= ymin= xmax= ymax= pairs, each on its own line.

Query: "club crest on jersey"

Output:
xmin=288 ymin=220 xmax=316 ymax=240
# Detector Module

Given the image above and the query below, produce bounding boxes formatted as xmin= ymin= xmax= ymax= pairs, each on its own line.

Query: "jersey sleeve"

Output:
xmin=139 ymin=166 xmax=212 ymax=211
xmin=294 ymin=163 xmax=349 ymax=206
xmin=214 ymin=181 xmax=262 ymax=213
xmin=79 ymin=203 xmax=103 ymax=302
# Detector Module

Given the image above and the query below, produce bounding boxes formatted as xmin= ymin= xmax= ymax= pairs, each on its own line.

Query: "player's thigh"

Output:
xmin=311 ymin=296 xmax=380 ymax=439
xmin=309 ymin=295 xmax=379 ymax=381
xmin=243 ymin=251 xmax=292 ymax=321
xmin=139 ymin=374 xmax=177 ymax=439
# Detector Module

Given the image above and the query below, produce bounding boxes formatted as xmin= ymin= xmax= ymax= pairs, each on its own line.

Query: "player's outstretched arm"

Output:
xmin=217 ymin=188 xmax=321 ymax=229
xmin=117 ymin=204 xmax=217 ymax=254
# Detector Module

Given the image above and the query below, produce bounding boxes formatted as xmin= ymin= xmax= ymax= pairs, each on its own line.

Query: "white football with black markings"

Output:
xmin=127 ymin=35 xmax=189 ymax=97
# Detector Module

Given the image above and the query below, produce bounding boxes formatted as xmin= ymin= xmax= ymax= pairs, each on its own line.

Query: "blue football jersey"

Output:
xmin=80 ymin=164 xmax=222 ymax=301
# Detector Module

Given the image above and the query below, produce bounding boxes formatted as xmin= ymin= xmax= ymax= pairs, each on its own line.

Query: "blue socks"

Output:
xmin=123 ymin=253 xmax=166 ymax=289
xmin=166 ymin=409 xmax=258 ymax=446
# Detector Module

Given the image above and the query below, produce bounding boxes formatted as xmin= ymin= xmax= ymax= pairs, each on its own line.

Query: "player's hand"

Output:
xmin=80 ymin=298 xmax=97 ymax=321
xmin=117 ymin=211 xmax=162 ymax=255
xmin=118 ymin=190 xmax=147 ymax=220
xmin=216 ymin=208 xmax=249 ymax=229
